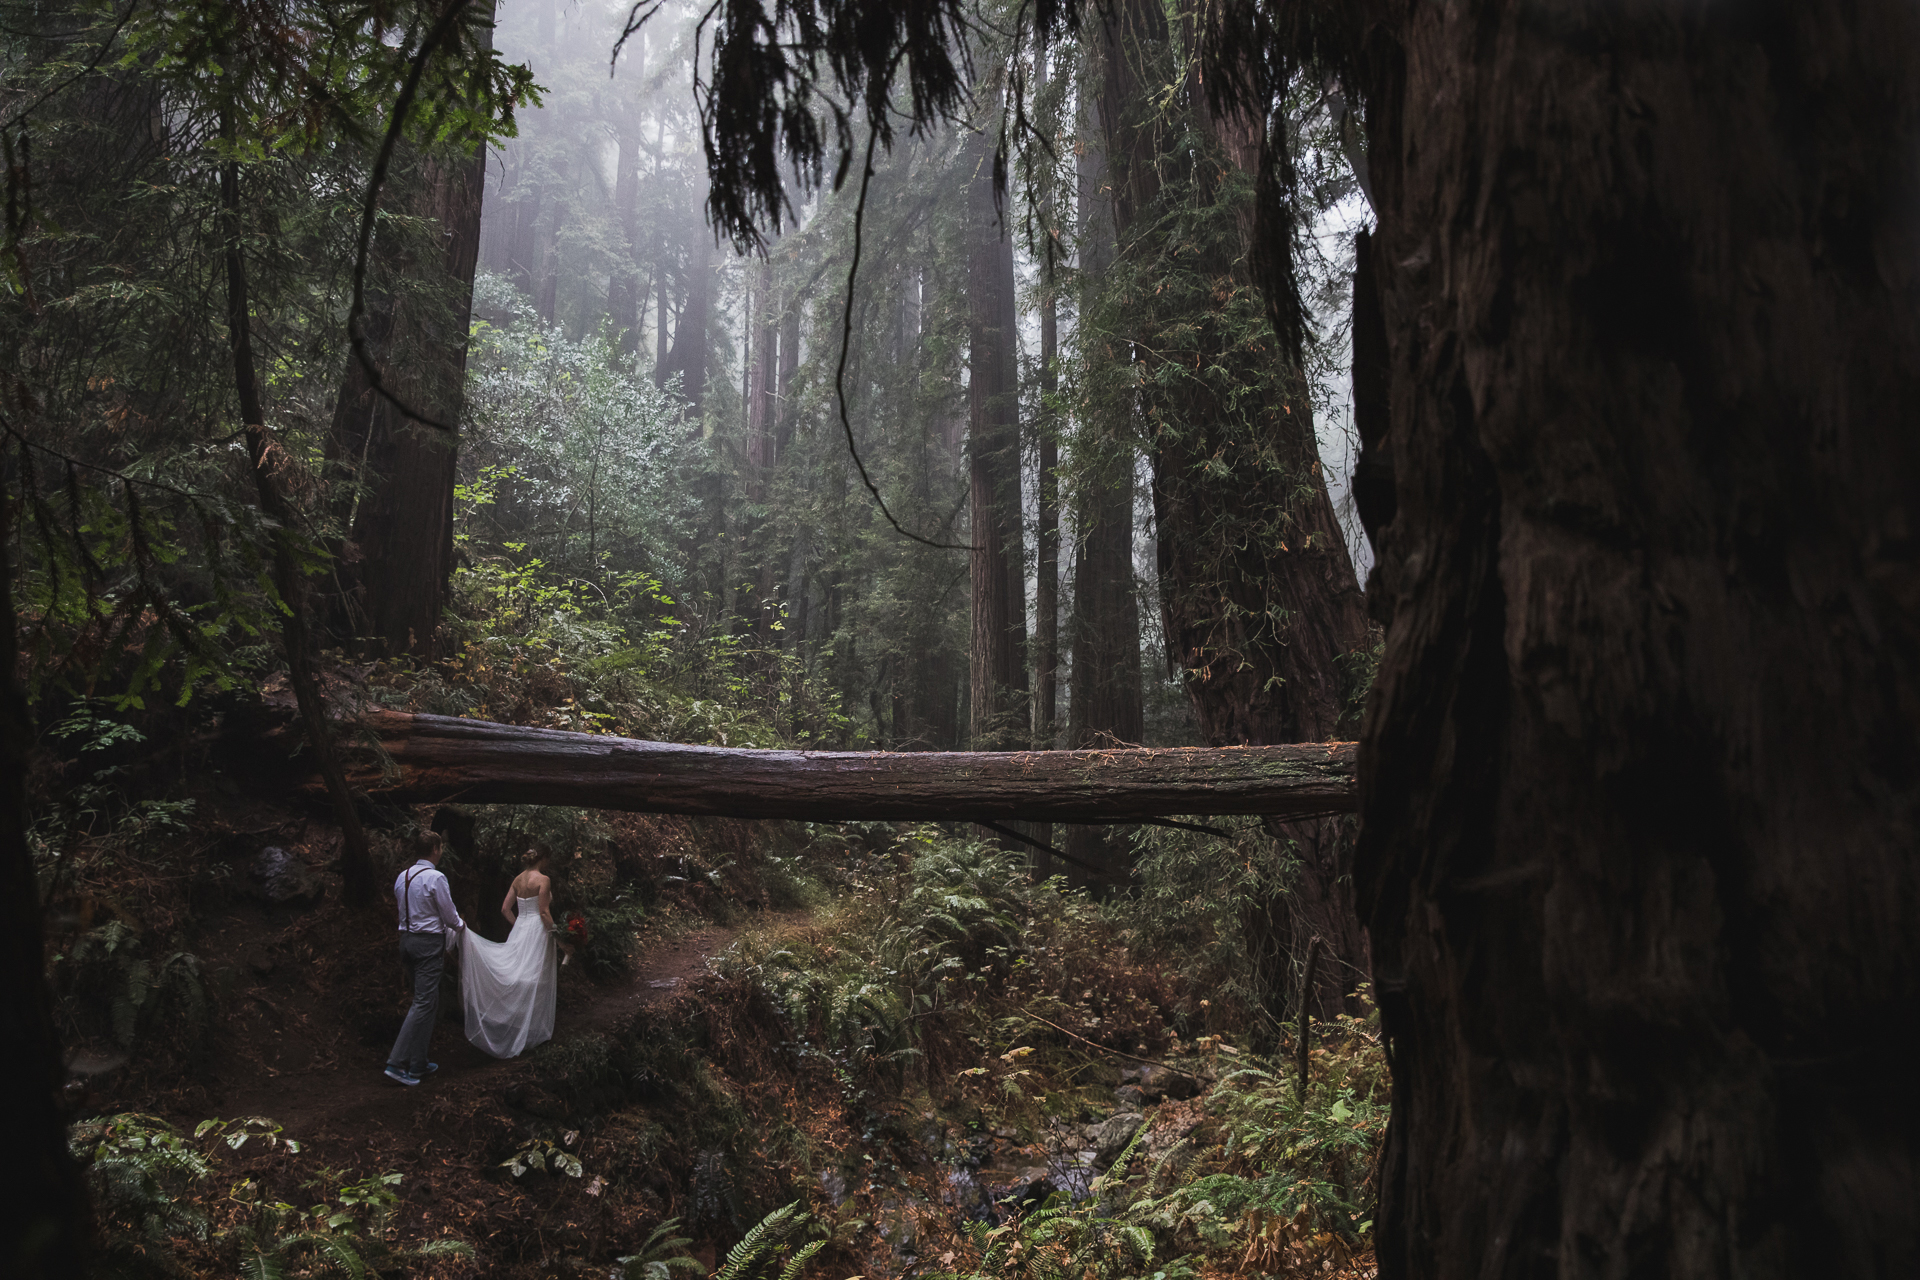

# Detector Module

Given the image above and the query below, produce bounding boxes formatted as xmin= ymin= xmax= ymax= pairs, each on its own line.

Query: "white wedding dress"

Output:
xmin=460 ymin=896 xmax=558 ymax=1058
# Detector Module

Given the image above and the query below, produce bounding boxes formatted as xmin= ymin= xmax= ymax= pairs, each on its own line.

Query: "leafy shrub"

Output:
xmin=724 ymin=833 xmax=1053 ymax=1086
xmin=57 ymin=921 xmax=210 ymax=1058
xmin=70 ymin=1114 xmax=471 ymax=1279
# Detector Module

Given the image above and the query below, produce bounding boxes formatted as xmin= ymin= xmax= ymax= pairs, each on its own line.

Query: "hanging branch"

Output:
xmin=343 ymin=0 xmax=477 ymax=433
xmin=834 ymin=125 xmax=976 ymax=551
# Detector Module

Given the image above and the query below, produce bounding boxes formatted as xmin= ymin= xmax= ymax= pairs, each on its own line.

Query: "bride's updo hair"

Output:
xmin=524 ymin=847 xmax=550 ymax=871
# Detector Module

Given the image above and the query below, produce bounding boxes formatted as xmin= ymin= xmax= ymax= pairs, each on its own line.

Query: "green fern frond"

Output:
xmin=775 ymin=1238 xmax=823 ymax=1280
xmin=240 ymin=1249 xmax=287 ymax=1280
xmin=279 ymin=1230 xmax=367 ymax=1279
xmin=714 ymin=1201 xmax=805 ymax=1280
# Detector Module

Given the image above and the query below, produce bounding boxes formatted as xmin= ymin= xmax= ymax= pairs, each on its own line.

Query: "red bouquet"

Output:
xmin=553 ymin=913 xmax=588 ymax=963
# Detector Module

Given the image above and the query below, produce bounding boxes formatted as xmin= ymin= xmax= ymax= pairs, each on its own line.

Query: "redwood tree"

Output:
xmin=1325 ymin=1 xmax=1920 ymax=1275
xmin=327 ymin=3 xmax=498 ymax=661
xmin=967 ymin=137 xmax=1030 ymax=751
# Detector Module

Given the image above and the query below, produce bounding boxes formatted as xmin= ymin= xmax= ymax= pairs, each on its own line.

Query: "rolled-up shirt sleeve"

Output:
xmin=427 ymin=872 xmax=465 ymax=933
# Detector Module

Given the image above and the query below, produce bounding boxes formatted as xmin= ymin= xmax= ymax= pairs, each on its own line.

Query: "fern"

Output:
xmin=277 ymin=1231 xmax=368 ymax=1279
xmin=713 ymin=1201 xmax=807 ymax=1280
xmin=618 ymin=1216 xmax=702 ymax=1279
xmin=775 ymin=1239 xmax=824 ymax=1280
xmin=240 ymin=1250 xmax=287 ymax=1280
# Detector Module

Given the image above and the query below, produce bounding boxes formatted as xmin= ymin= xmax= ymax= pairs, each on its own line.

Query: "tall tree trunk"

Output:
xmin=745 ymin=256 xmax=780 ymax=636
xmin=532 ymin=181 xmax=562 ymax=324
xmin=1348 ymin=2 xmax=1920 ymax=1276
xmin=223 ymin=146 xmax=376 ymax=907
xmin=662 ymin=228 xmax=713 ymax=420
xmin=1 ymin=456 xmax=91 ymax=1279
xmin=608 ymin=123 xmax=644 ymax=356
xmin=775 ymin=288 xmax=801 ymax=459
xmin=326 ymin=137 xmax=484 ymax=660
xmin=654 ymin=257 xmax=673 ymax=382
xmin=1092 ymin=0 xmax=1370 ymax=996
xmin=326 ymin=5 xmax=493 ymax=661
xmin=1061 ymin=23 xmax=1146 ymax=884
xmin=1034 ymin=41 xmax=1062 ymax=758
xmin=967 ymin=138 xmax=1029 ymax=751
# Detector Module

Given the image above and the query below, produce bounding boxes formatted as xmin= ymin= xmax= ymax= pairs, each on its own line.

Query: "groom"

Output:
xmin=385 ymin=831 xmax=467 ymax=1086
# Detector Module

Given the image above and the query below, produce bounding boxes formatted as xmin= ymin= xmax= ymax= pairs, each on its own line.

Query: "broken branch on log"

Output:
xmin=304 ymin=711 xmax=1358 ymax=822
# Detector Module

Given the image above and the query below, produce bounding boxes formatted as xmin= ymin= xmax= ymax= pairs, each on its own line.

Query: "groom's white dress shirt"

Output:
xmin=396 ymin=859 xmax=466 ymax=935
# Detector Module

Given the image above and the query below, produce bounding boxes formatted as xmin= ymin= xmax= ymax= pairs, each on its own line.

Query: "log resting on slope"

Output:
xmin=310 ymin=711 xmax=1356 ymax=821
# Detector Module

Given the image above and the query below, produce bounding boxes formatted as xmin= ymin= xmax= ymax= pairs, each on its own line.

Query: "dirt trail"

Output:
xmin=203 ymin=920 xmax=747 ymax=1150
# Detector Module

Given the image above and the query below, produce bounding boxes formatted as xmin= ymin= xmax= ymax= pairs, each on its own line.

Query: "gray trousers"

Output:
xmin=387 ymin=931 xmax=447 ymax=1075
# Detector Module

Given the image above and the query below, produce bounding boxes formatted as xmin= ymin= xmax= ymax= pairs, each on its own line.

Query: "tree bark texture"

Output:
xmin=295 ymin=710 xmax=1355 ymax=821
xmin=1350 ymin=3 xmax=1920 ymax=1276
xmin=326 ymin=128 xmax=487 ymax=661
xmin=968 ymin=139 xmax=1029 ymax=751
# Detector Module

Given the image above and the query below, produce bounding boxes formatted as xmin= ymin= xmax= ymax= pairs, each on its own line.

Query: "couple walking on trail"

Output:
xmin=384 ymin=833 xmax=576 ymax=1087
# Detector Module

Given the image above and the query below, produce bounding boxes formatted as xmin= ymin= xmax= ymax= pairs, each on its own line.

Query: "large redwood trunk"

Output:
xmin=1095 ymin=0 xmax=1371 ymax=996
xmin=967 ymin=139 xmax=1029 ymax=751
xmin=327 ymin=142 xmax=481 ymax=661
xmin=1350 ymin=2 xmax=1920 ymax=1275
xmin=327 ymin=0 xmax=493 ymax=665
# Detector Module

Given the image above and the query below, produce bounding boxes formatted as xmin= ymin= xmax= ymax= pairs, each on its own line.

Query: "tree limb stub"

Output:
xmin=314 ymin=711 xmax=1357 ymax=822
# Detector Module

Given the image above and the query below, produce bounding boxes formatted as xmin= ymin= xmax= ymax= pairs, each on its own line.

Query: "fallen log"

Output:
xmin=307 ymin=711 xmax=1357 ymax=822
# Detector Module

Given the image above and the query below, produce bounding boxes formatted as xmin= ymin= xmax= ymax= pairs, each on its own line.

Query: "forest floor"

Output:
xmin=55 ymin=771 xmax=1385 ymax=1280
xmin=185 ymin=909 xmax=761 ymax=1151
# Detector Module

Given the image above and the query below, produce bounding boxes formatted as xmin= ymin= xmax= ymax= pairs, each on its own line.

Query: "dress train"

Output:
xmin=460 ymin=896 xmax=558 ymax=1058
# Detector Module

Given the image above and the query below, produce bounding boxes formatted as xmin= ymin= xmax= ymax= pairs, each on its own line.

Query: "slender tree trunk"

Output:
xmin=222 ymin=149 xmax=376 ymax=907
xmin=1348 ymin=3 xmax=1920 ymax=1276
xmin=1 ymin=455 xmax=91 ymax=1278
xmin=745 ymin=256 xmax=780 ymax=636
xmin=654 ymin=257 xmax=673 ymax=382
xmin=1061 ymin=35 xmax=1146 ymax=884
xmin=1034 ymin=40 xmax=1061 ymax=758
xmin=775 ymin=290 xmax=801 ymax=459
xmin=608 ymin=124 xmax=644 ymax=356
xmin=967 ymin=137 xmax=1029 ymax=751
xmin=532 ymin=163 xmax=563 ymax=324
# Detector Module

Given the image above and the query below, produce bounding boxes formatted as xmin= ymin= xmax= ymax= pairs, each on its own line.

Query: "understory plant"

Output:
xmin=69 ymin=1114 xmax=470 ymax=1279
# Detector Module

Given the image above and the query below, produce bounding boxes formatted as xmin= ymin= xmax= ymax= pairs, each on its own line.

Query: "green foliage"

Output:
xmin=616 ymin=1217 xmax=703 ymax=1280
xmin=726 ymin=832 xmax=1049 ymax=1084
xmin=59 ymin=921 xmax=210 ymax=1056
xmin=712 ymin=1201 xmax=822 ymax=1280
xmin=463 ymin=274 xmax=690 ymax=579
xmin=70 ymin=1112 xmax=468 ymax=1279
xmin=501 ymin=1134 xmax=585 ymax=1180
xmin=71 ymin=1113 xmax=215 ymax=1244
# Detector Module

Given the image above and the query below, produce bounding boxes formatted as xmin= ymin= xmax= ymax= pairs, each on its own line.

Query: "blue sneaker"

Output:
xmin=420 ymin=1062 xmax=439 ymax=1077
xmin=384 ymin=1066 xmax=420 ymax=1087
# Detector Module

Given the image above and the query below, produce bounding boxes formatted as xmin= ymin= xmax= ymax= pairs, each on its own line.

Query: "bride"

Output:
xmin=460 ymin=850 xmax=566 ymax=1058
